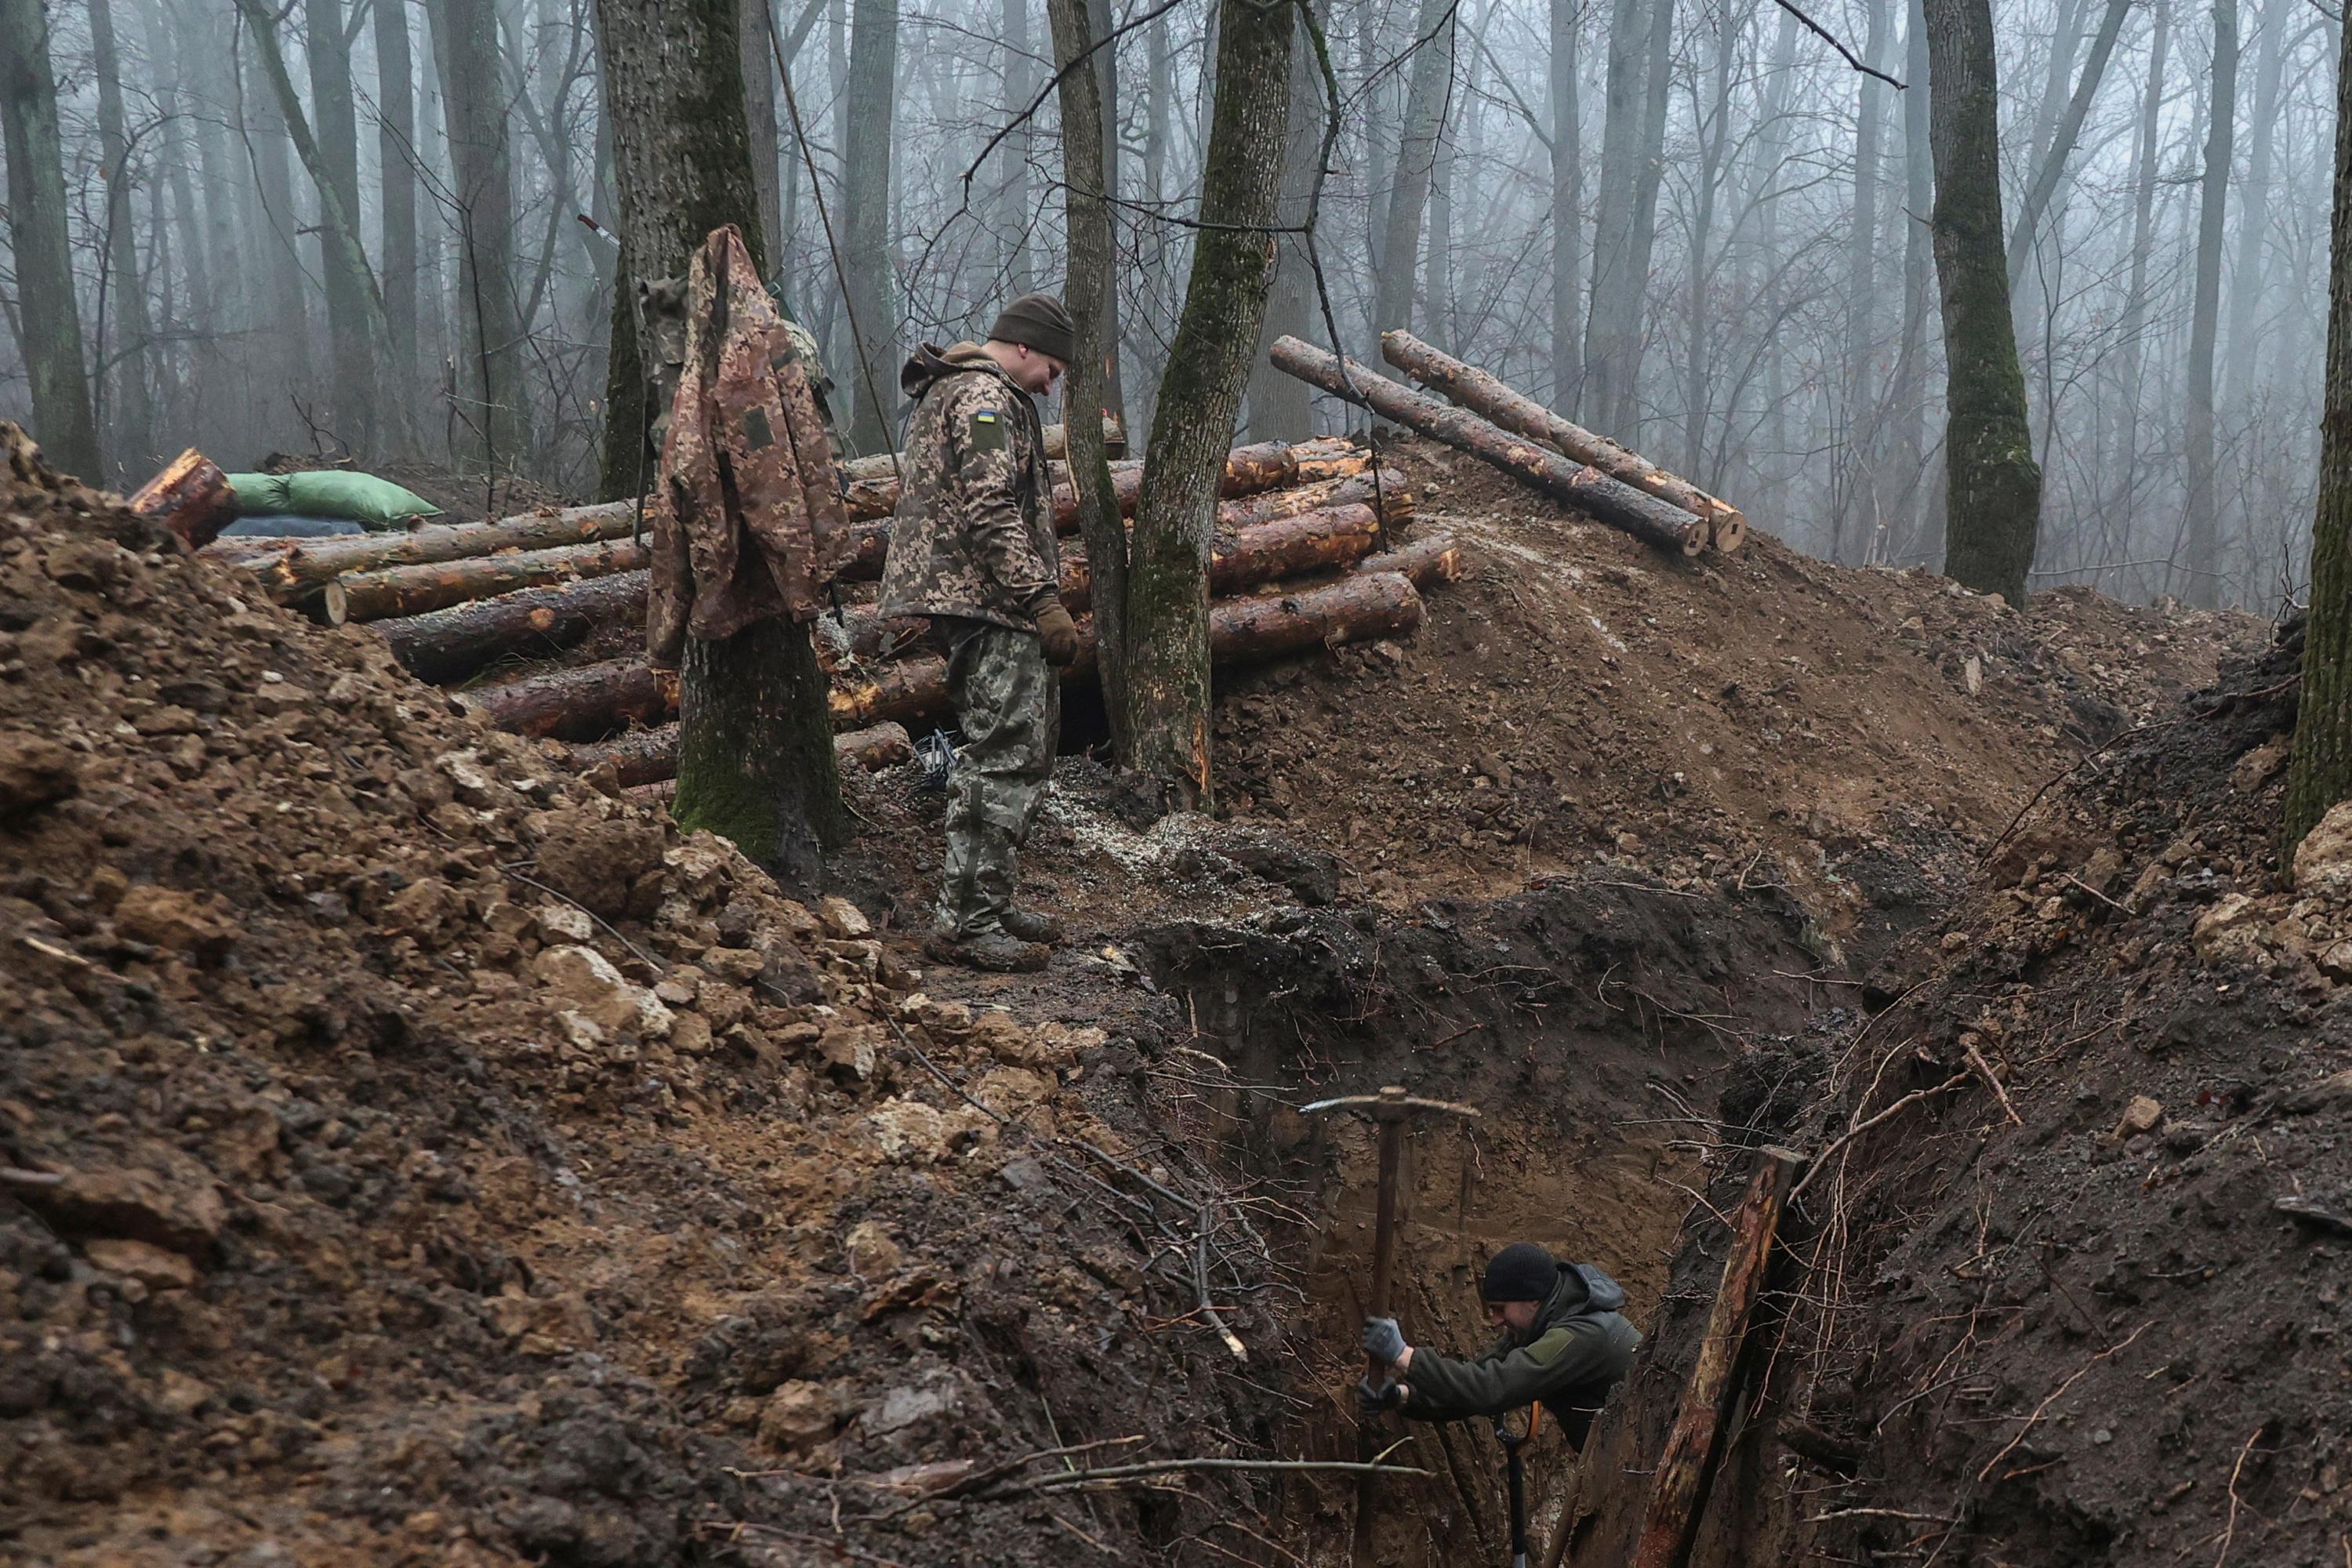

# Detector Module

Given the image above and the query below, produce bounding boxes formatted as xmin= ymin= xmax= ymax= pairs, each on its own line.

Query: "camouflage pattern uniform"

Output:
xmin=879 ymin=342 xmax=1060 ymax=940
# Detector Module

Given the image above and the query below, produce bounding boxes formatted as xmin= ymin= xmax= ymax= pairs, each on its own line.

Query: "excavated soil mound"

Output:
xmin=0 ymin=441 xmax=1307 ymax=1567
xmin=1555 ymin=620 xmax=2352 ymax=1568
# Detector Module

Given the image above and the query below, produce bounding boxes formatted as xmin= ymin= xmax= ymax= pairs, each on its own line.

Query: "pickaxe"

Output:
xmin=1301 ymin=1084 xmax=1481 ymax=1566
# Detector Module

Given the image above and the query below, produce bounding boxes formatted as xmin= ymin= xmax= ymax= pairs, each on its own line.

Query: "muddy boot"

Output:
xmin=999 ymin=907 xmax=1064 ymax=945
xmin=923 ymin=928 xmax=1051 ymax=973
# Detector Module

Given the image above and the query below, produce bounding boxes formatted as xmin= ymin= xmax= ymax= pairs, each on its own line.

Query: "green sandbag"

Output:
xmin=226 ymin=471 xmax=442 ymax=532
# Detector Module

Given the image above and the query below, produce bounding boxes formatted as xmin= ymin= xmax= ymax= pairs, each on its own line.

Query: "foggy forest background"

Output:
xmin=0 ymin=0 xmax=2328 ymax=614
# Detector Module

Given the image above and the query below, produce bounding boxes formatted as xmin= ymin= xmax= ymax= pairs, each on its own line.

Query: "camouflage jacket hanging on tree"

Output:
xmin=878 ymin=343 xmax=1059 ymax=630
xmin=644 ymin=224 xmax=850 ymax=670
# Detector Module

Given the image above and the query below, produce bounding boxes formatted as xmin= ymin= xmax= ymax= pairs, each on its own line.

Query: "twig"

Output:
xmin=1973 ymin=1322 xmax=2150 ymax=1483
xmin=2216 ymin=1425 xmax=2266 ymax=1568
xmin=499 ymin=866 xmax=664 ymax=975
xmin=1196 ymin=1204 xmax=1249 ymax=1362
xmin=1769 ymin=0 xmax=1907 ymax=86
xmin=974 ymin=1457 xmax=1431 ymax=1501
xmin=0 ymin=1167 xmax=67 ymax=1189
xmin=1791 ymin=1075 xmax=1972 ymax=1204
xmin=1963 ymin=1042 xmax=2023 ymax=1126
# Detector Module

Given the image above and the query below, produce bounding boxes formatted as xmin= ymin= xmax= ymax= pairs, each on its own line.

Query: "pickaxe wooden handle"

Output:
xmin=1303 ymin=1083 xmax=1480 ymax=1567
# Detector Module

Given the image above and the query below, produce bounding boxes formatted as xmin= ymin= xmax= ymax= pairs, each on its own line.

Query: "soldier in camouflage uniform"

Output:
xmin=879 ymin=293 xmax=1081 ymax=973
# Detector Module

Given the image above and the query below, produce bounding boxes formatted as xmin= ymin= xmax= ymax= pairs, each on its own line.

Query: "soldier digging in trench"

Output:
xmin=878 ymin=293 xmax=1083 ymax=974
xmin=1358 ymin=1243 xmax=1642 ymax=1448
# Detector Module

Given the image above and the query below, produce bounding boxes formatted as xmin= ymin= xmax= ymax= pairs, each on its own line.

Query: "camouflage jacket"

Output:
xmin=878 ymin=343 xmax=1058 ymax=630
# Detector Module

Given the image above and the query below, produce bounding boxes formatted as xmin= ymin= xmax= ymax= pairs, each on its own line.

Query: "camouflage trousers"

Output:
xmin=935 ymin=618 xmax=1059 ymax=938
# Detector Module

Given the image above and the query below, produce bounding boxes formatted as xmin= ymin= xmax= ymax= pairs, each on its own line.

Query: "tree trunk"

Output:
xmin=1274 ymin=337 xmax=1706 ymax=554
xmin=376 ymin=0 xmax=422 ymax=419
xmin=840 ymin=0 xmax=901 ymax=454
xmin=1048 ymin=0 xmax=1134 ymax=754
xmin=212 ymin=501 xmax=639 ymax=594
xmin=2111 ymin=0 xmax=2171 ymax=524
xmin=337 ymin=537 xmax=652 ymax=622
xmin=2281 ymin=11 xmax=2352 ymax=852
xmin=1924 ymin=0 xmax=2043 ymax=605
xmin=2007 ymin=0 xmax=2134 ymax=290
xmin=1838 ymin=0 xmax=1889 ymax=564
xmin=2223 ymin=0 xmax=2288 ymax=408
xmin=465 ymin=655 xmax=670 ymax=742
xmin=1549 ymin=0 xmax=1583 ymax=408
xmin=1371 ymin=0 xmax=1457 ymax=347
xmin=1246 ymin=19 xmax=1324 ymax=442
xmin=1381 ymin=330 xmax=1740 ymax=540
xmin=303 ymin=0 xmax=378 ymax=451
xmin=1062 ymin=503 xmax=1387 ymax=615
xmin=242 ymin=20 xmax=316 ymax=374
xmin=1085 ymin=0 xmax=1130 ymax=426
xmin=128 ymin=449 xmax=238 ymax=550
xmin=1581 ymin=0 xmax=1646 ymax=427
xmin=1123 ymin=0 xmax=1294 ymax=804
xmin=2183 ymin=0 xmax=2237 ymax=608
xmin=1613 ymin=0 xmax=1675 ymax=439
xmin=0 ymin=0 xmax=103 ymax=479
xmin=999 ymin=0 xmax=1036 ymax=293
xmin=1681 ymin=7 xmax=1736 ymax=483
xmin=89 ymin=0 xmax=158 ymax=481
xmin=431 ymin=0 xmax=531 ymax=472
xmin=377 ymin=570 xmax=651 ymax=683
xmin=1889 ymin=0 xmax=1940 ymax=565
xmin=740 ymin=0 xmax=784 ymax=258
xmin=595 ymin=0 xmax=844 ymax=882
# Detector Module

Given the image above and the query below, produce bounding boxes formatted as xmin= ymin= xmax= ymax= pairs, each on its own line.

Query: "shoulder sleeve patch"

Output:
xmin=967 ymin=408 xmax=1007 ymax=453
xmin=1522 ymin=1326 xmax=1583 ymax=1368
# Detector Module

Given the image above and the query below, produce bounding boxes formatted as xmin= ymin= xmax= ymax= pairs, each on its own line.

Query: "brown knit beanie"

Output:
xmin=989 ymin=292 xmax=1076 ymax=365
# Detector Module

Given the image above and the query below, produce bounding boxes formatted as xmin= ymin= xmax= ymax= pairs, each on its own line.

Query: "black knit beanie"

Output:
xmin=989 ymin=292 xmax=1077 ymax=365
xmin=1481 ymin=1242 xmax=1558 ymax=1302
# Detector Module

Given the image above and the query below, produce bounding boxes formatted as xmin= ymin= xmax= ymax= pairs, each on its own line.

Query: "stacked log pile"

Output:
xmin=196 ymin=436 xmax=1461 ymax=788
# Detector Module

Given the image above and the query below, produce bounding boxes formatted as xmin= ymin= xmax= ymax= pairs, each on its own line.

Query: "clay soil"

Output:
xmin=2 ymin=419 xmax=2303 ymax=1568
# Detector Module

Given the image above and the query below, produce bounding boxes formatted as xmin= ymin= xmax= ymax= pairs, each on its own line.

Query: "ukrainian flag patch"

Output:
xmin=969 ymin=408 xmax=1007 ymax=452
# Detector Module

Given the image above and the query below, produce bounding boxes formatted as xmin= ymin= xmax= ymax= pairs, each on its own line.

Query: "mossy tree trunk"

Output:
xmin=1046 ymin=0 xmax=1132 ymax=755
xmin=0 ymin=0 xmax=102 ymax=480
xmin=2281 ymin=17 xmax=2352 ymax=855
xmin=1924 ymin=0 xmax=2042 ymax=607
xmin=594 ymin=0 xmax=844 ymax=889
xmin=1123 ymin=0 xmax=1294 ymax=806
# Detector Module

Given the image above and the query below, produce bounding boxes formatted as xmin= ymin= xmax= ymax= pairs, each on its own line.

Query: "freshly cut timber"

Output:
xmin=1269 ymin=336 xmax=1707 ymax=557
xmin=833 ymin=435 xmax=1366 ymax=526
xmin=573 ymin=719 xmax=914 ymax=788
xmin=1381 ymin=330 xmax=1746 ymax=550
xmin=375 ymin=570 xmax=650 ymax=684
xmin=206 ymin=500 xmax=637 ymax=597
xmin=129 ymin=448 xmax=238 ymax=550
xmin=837 ymin=456 xmax=1392 ymax=585
xmin=1217 ymin=466 xmax=1412 ymax=530
xmin=1359 ymin=532 xmax=1463 ymax=588
xmin=458 ymin=655 xmax=669 ymax=742
xmin=336 ymin=537 xmax=650 ymax=622
xmin=540 ymin=571 xmax=1431 ymax=760
xmin=1062 ymin=503 xmax=1387 ymax=615
xmin=1629 ymin=1148 xmax=1802 ymax=1568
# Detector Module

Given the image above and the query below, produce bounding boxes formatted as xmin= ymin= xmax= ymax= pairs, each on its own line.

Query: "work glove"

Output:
xmin=1034 ymin=599 xmax=1081 ymax=667
xmin=1361 ymin=1316 xmax=1409 ymax=1366
xmin=1356 ymin=1376 xmax=1406 ymax=1417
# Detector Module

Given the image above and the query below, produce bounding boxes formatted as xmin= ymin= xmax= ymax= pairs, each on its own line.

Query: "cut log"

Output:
xmin=205 ymin=500 xmax=639 ymax=597
xmin=1359 ymin=532 xmax=1462 ymax=588
xmin=129 ymin=448 xmax=238 ymax=550
xmin=1628 ymin=1147 xmax=1803 ymax=1568
xmin=336 ymin=536 xmax=651 ymax=622
xmin=1269 ymin=336 xmax=1707 ymax=557
xmin=543 ymin=571 xmax=1432 ymax=760
xmin=459 ymin=655 xmax=669 ymax=742
xmin=375 ymin=570 xmax=650 ymax=684
xmin=1062 ymin=503 xmax=1386 ymax=615
xmin=574 ymin=719 xmax=913 ymax=789
xmin=1218 ymin=466 xmax=1413 ymax=530
xmin=840 ymin=458 xmax=1395 ymax=586
xmin=1381 ymin=330 xmax=1747 ymax=550
xmin=836 ymin=435 xmax=1365 ymax=527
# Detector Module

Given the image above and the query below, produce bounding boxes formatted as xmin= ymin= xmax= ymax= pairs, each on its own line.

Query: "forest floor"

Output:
xmin=4 ymin=424 xmax=2318 ymax=1568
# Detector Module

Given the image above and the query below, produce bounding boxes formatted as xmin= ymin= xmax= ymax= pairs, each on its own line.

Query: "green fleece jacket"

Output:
xmin=1403 ymin=1263 xmax=1641 ymax=1448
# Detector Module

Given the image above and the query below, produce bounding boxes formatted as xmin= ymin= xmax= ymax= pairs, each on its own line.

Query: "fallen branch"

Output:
xmin=337 ymin=536 xmax=650 ymax=622
xmin=1789 ymin=1073 xmax=1973 ymax=1206
xmin=974 ymin=1457 xmax=1432 ymax=1501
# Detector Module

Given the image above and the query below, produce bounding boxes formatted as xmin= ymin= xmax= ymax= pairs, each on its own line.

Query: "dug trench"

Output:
xmin=5 ymin=425 xmax=2288 ymax=1568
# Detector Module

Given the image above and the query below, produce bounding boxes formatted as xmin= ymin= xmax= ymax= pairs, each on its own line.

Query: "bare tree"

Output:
xmin=2183 ymin=0 xmax=2237 ymax=606
xmin=376 ymin=0 xmax=423 ymax=418
xmin=0 ymin=0 xmax=102 ymax=478
xmin=89 ymin=0 xmax=158 ymax=478
xmin=430 ymin=0 xmax=530 ymax=472
xmin=1925 ymin=0 xmax=2042 ymax=603
xmin=840 ymin=0 xmax=901 ymax=452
